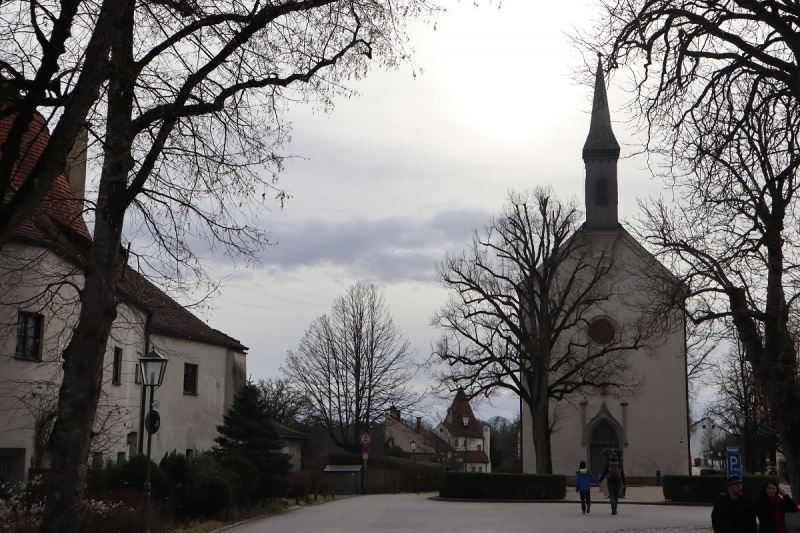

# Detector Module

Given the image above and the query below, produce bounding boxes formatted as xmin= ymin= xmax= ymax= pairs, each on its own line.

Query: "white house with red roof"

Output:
xmin=433 ymin=389 xmax=491 ymax=473
xmin=0 ymin=110 xmax=248 ymax=489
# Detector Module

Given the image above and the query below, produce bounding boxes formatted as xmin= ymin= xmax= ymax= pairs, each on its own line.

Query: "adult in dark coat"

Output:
xmin=754 ymin=479 xmax=798 ymax=533
xmin=712 ymin=475 xmax=757 ymax=533
xmin=597 ymin=453 xmax=627 ymax=515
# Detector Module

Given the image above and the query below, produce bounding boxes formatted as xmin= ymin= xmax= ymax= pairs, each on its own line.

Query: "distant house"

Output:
xmin=689 ymin=417 xmax=727 ymax=470
xmin=433 ymin=389 xmax=491 ymax=473
xmin=0 ymin=110 xmax=247 ymax=489
xmin=273 ymin=421 xmax=307 ymax=471
xmin=378 ymin=406 xmax=435 ymax=461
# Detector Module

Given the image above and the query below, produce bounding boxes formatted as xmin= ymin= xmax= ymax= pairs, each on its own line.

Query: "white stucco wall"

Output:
xmin=145 ymin=336 xmax=245 ymax=461
xmin=0 ymin=242 xmax=247 ymax=485
xmin=521 ymin=229 xmax=690 ymax=477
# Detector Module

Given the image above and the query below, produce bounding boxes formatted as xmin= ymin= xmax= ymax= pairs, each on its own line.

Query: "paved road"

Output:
xmin=227 ymin=493 xmax=712 ymax=533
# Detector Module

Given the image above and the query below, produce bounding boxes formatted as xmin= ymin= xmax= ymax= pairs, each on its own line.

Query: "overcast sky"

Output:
xmin=197 ymin=1 xmax=668 ymax=424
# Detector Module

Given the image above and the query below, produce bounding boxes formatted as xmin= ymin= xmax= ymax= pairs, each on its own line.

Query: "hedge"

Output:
xmin=439 ymin=472 xmax=566 ymax=500
xmin=663 ymin=475 xmax=773 ymax=503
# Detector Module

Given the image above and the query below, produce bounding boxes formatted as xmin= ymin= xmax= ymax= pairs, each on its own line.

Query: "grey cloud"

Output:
xmin=262 ymin=207 xmax=490 ymax=282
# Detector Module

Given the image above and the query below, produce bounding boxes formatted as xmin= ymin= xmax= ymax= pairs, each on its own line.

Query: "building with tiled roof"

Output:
xmin=0 ymin=109 xmax=248 ymax=488
xmin=433 ymin=388 xmax=491 ymax=473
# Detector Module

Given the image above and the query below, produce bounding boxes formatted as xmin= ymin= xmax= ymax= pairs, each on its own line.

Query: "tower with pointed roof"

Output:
xmin=519 ymin=64 xmax=691 ymax=480
xmin=583 ymin=57 xmax=620 ymax=230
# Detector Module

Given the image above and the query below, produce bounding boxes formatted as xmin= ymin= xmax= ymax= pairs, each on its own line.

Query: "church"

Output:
xmin=520 ymin=62 xmax=690 ymax=478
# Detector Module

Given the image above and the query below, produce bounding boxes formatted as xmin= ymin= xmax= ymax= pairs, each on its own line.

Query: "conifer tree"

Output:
xmin=214 ymin=382 xmax=291 ymax=498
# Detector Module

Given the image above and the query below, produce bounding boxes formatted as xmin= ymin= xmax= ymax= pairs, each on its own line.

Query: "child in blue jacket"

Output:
xmin=575 ymin=460 xmax=599 ymax=514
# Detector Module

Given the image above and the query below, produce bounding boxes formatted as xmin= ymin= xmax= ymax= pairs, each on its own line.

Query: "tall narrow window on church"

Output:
xmin=596 ymin=178 xmax=609 ymax=205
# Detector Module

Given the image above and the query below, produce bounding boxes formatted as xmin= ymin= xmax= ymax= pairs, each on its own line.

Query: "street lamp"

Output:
xmin=462 ymin=414 xmax=470 ymax=473
xmin=139 ymin=350 xmax=168 ymax=533
xmin=411 ymin=440 xmax=417 ymax=494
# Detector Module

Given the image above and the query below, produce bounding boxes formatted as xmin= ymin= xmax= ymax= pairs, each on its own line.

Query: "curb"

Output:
xmin=429 ymin=496 xmax=713 ymax=506
xmin=208 ymin=496 xmax=351 ymax=533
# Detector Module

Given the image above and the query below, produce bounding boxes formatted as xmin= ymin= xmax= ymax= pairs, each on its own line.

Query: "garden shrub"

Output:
xmin=307 ymin=469 xmax=328 ymax=498
xmin=198 ymin=476 xmax=233 ymax=518
xmin=105 ymin=454 xmax=169 ymax=499
xmin=221 ymin=456 xmax=259 ymax=502
xmin=700 ymin=468 xmax=725 ymax=476
xmin=439 ymin=472 xmax=566 ymax=500
xmin=663 ymin=475 xmax=772 ymax=503
xmin=289 ymin=470 xmax=313 ymax=501
xmin=159 ymin=450 xmax=189 ymax=485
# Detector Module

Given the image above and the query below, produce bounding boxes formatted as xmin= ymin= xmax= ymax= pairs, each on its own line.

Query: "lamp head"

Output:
xmin=139 ymin=350 xmax=168 ymax=388
xmin=411 ymin=440 xmax=416 ymax=452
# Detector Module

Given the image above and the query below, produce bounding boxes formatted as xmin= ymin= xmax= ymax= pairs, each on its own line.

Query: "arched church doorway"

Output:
xmin=589 ymin=420 xmax=619 ymax=476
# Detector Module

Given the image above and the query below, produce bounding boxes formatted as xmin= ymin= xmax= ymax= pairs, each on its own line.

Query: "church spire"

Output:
xmin=582 ymin=56 xmax=620 ymax=230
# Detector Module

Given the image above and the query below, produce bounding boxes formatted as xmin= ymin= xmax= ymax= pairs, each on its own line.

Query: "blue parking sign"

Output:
xmin=726 ymin=446 xmax=742 ymax=478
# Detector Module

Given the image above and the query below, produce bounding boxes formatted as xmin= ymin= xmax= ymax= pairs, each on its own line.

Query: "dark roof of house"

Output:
xmin=271 ymin=420 xmax=307 ymax=440
xmin=441 ymin=388 xmax=484 ymax=439
xmin=582 ymin=58 xmax=620 ymax=159
xmin=465 ymin=450 xmax=490 ymax=464
xmin=2 ymin=109 xmax=247 ymax=352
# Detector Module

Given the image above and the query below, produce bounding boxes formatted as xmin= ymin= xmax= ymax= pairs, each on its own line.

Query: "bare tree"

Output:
xmin=428 ymin=188 xmax=667 ymax=474
xmin=282 ymin=284 xmax=422 ymax=453
xmin=257 ymin=377 xmax=309 ymax=427
xmin=705 ymin=341 xmax=777 ymax=474
xmin=582 ymin=0 xmax=800 ymax=497
xmin=0 ymin=1 xmax=443 ymax=531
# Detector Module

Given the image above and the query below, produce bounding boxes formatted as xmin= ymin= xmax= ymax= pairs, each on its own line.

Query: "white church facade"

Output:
xmin=521 ymin=63 xmax=691 ymax=478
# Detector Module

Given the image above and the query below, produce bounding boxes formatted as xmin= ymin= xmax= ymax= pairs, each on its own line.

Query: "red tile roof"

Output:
xmin=3 ymin=109 xmax=246 ymax=353
xmin=441 ymin=388 xmax=485 ymax=439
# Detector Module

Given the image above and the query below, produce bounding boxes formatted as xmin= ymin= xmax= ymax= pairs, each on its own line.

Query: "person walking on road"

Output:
xmin=754 ymin=479 xmax=797 ymax=533
xmin=575 ymin=460 xmax=599 ymax=514
xmin=712 ymin=475 xmax=757 ymax=533
xmin=598 ymin=453 xmax=626 ymax=515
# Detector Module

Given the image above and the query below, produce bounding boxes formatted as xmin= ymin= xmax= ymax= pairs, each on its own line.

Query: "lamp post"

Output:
xmin=139 ymin=350 xmax=168 ymax=533
xmin=411 ymin=440 xmax=417 ymax=494
xmin=736 ymin=412 xmax=746 ymax=473
xmin=462 ymin=413 xmax=470 ymax=473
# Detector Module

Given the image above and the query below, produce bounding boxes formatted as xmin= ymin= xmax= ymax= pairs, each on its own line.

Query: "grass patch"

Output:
xmin=167 ymin=495 xmax=337 ymax=533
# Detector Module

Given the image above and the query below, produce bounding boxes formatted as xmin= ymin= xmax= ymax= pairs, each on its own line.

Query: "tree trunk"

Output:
xmin=527 ymin=358 xmax=553 ymax=474
xmin=39 ymin=4 xmax=135 ymax=530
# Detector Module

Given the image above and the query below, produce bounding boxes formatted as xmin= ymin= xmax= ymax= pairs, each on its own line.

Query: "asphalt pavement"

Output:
xmin=223 ymin=492 xmax=713 ymax=533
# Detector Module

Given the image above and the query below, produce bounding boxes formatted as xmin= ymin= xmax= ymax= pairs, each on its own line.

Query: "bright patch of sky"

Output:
xmin=200 ymin=0 xmax=674 ymax=424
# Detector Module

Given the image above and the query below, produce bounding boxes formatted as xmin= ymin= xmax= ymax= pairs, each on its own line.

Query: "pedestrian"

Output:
xmin=767 ymin=462 xmax=778 ymax=478
xmin=575 ymin=460 xmax=598 ymax=514
xmin=712 ymin=475 xmax=757 ymax=533
xmin=597 ymin=452 xmax=626 ymax=515
xmin=754 ymin=479 xmax=797 ymax=533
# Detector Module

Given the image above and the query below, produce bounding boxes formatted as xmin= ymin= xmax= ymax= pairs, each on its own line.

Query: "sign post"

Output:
xmin=726 ymin=446 xmax=742 ymax=479
xmin=360 ymin=433 xmax=372 ymax=494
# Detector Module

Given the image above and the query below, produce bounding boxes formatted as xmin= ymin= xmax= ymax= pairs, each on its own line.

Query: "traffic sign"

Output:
xmin=362 ymin=453 xmax=368 ymax=461
xmin=359 ymin=432 xmax=372 ymax=445
xmin=362 ymin=444 xmax=370 ymax=454
xmin=726 ymin=446 xmax=742 ymax=478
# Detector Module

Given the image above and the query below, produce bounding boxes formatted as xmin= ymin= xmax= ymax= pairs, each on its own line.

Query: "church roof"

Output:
xmin=2 ymin=108 xmax=247 ymax=353
xmin=582 ymin=57 xmax=620 ymax=159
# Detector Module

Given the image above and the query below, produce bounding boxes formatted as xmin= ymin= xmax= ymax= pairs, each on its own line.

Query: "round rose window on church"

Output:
xmin=589 ymin=319 xmax=615 ymax=344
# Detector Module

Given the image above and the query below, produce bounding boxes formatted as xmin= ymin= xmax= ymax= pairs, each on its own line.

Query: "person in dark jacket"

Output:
xmin=754 ymin=479 xmax=798 ymax=533
xmin=712 ymin=475 xmax=757 ymax=533
xmin=575 ymin=460 xmax=599 ymax=514
xmin=597 ymin=453 xmax=626 ymax=515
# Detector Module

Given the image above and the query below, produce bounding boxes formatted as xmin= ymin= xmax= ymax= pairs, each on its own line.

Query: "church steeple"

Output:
xmin=582 ymin=57 xmax=620 ymax=230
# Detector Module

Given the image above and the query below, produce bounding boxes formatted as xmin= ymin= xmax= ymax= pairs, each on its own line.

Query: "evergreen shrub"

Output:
xmin=438 ymin=472 xmax=566 ymax=500
xmin=198 ymin=476 xmax=234 ymax=518
xmin=663 ymin=475 xmax=772 ymax=503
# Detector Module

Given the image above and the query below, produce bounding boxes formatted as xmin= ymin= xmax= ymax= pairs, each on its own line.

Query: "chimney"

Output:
xmin=483 ymin=425 xmax=491 ymax=472
xmin=65 ymin=126 xmax=88 ymax=211
xmin=416 ymin=417 xmax=422 ymax=434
